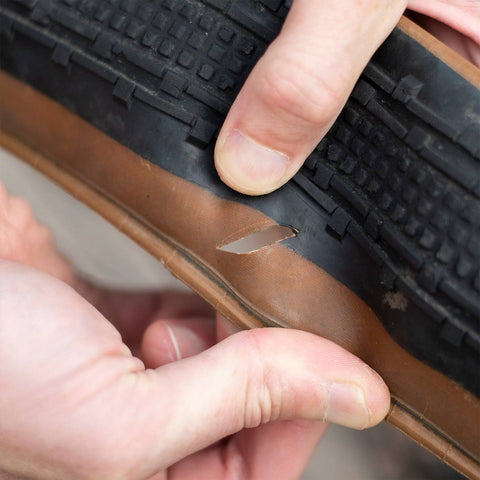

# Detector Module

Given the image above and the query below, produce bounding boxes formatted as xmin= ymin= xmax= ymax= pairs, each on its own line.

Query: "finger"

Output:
xmin=406 ymin=13 xmax=480 ymax=67
xmin=81 ymin=287 xmax=214 ymax=349
xmin=408 ymin=0 xmax=480 ymax=45
xmin=94 ymin=329 xmax=390 ymax=477
xmin=141 ymin=317 xmax=217 ymax=368
xmin=229 ymin=420 xmax=327 ymax=480
xmin=0 ymin=189 xmax=74 ymax=284
xmin=215 ymin=0 xmax=407 ymax=195
xmin=169 ymin=420 xmax=327 ymax=480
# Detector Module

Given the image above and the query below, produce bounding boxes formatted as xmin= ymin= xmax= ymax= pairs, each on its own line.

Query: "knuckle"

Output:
xmin=259 ymin=53 xmax=343 ymax=128
xmin=32 ymin=222 xmax=54 ymax=248
xmin=0 ymin=230 xmax=14 ymax=260
xmin=9 ymin=196 xmax=34 ymax=227
xmin=239 ymin=330 xmax=284 ymax=428
xmin=38 ymin=223 xmax=53 ymax=243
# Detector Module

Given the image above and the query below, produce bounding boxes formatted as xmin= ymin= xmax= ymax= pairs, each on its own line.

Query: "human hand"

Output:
xmin=0 ymin=262 xmax=390 ymax=480
xmin=214 ymin=0 xmax=480 ymax=195
xmin=0 ymin=185 xmax=390 ymax=479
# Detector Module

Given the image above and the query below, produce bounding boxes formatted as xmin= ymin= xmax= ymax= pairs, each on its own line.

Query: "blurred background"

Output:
xmin=0 ymin=147 xmax=463 ymax=479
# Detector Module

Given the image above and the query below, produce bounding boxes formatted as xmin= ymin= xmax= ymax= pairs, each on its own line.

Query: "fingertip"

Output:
xmin=336 ymin=360 xmax=390 ymax=430
xmin=362 ymin=367 xmax=391 ymax=428
xmin=142 ymin=319 xmax=216 ymax=368
xmin=141 ymin=321 xmax=179 ymax=367
xmin=215 ymin=129 xmax=292 ymax=196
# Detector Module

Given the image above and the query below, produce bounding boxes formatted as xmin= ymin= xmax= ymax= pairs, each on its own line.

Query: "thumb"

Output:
xmin=215 ymin=0 xmax=407 ymax=195
xmin=101 ymin=328 xmax=390 ymax=477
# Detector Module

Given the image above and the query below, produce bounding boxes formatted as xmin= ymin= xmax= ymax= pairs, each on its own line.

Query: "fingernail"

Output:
xmin=324 ymin=383 xmax=371 ymax=430
xmin=215 ymin=129 xmax=290 ymax=195
xmin=165 ymin=324 xmax=207 ymax=361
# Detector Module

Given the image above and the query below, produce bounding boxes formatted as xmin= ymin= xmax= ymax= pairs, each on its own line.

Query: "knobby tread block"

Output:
xmin=50 ymin=8 xmax=99 ymax=40
xmin=51 ymin=43 xmax=72 ymax=66
xmin=112 ymin=76 xmax=136 ymax=107
xmin=292 ymin=174 xmax=337 ymax=214
xmin=1 ymin=0 xmax=479 ymax=396
xmin=327 ymin=207 xmax=352 ymax=237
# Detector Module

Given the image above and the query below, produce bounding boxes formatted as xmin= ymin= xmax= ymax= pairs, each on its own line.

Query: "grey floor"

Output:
xmin=0 ymin=148 xmax=462 ymax=479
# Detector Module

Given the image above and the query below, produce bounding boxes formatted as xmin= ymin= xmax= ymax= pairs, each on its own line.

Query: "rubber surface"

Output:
xmin=0 ymin=0 xmax=479 ymax=396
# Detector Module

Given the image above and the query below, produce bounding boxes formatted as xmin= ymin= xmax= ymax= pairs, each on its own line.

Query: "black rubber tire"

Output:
xmin=1 ymin=0 xmax=479 ymax=396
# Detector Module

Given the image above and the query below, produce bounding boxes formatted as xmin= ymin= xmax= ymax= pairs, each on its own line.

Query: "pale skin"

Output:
xmin=1 ymin=1 xmax=479 ymax=479
xmin=0 ymin=184 xmax=388 ymax=480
